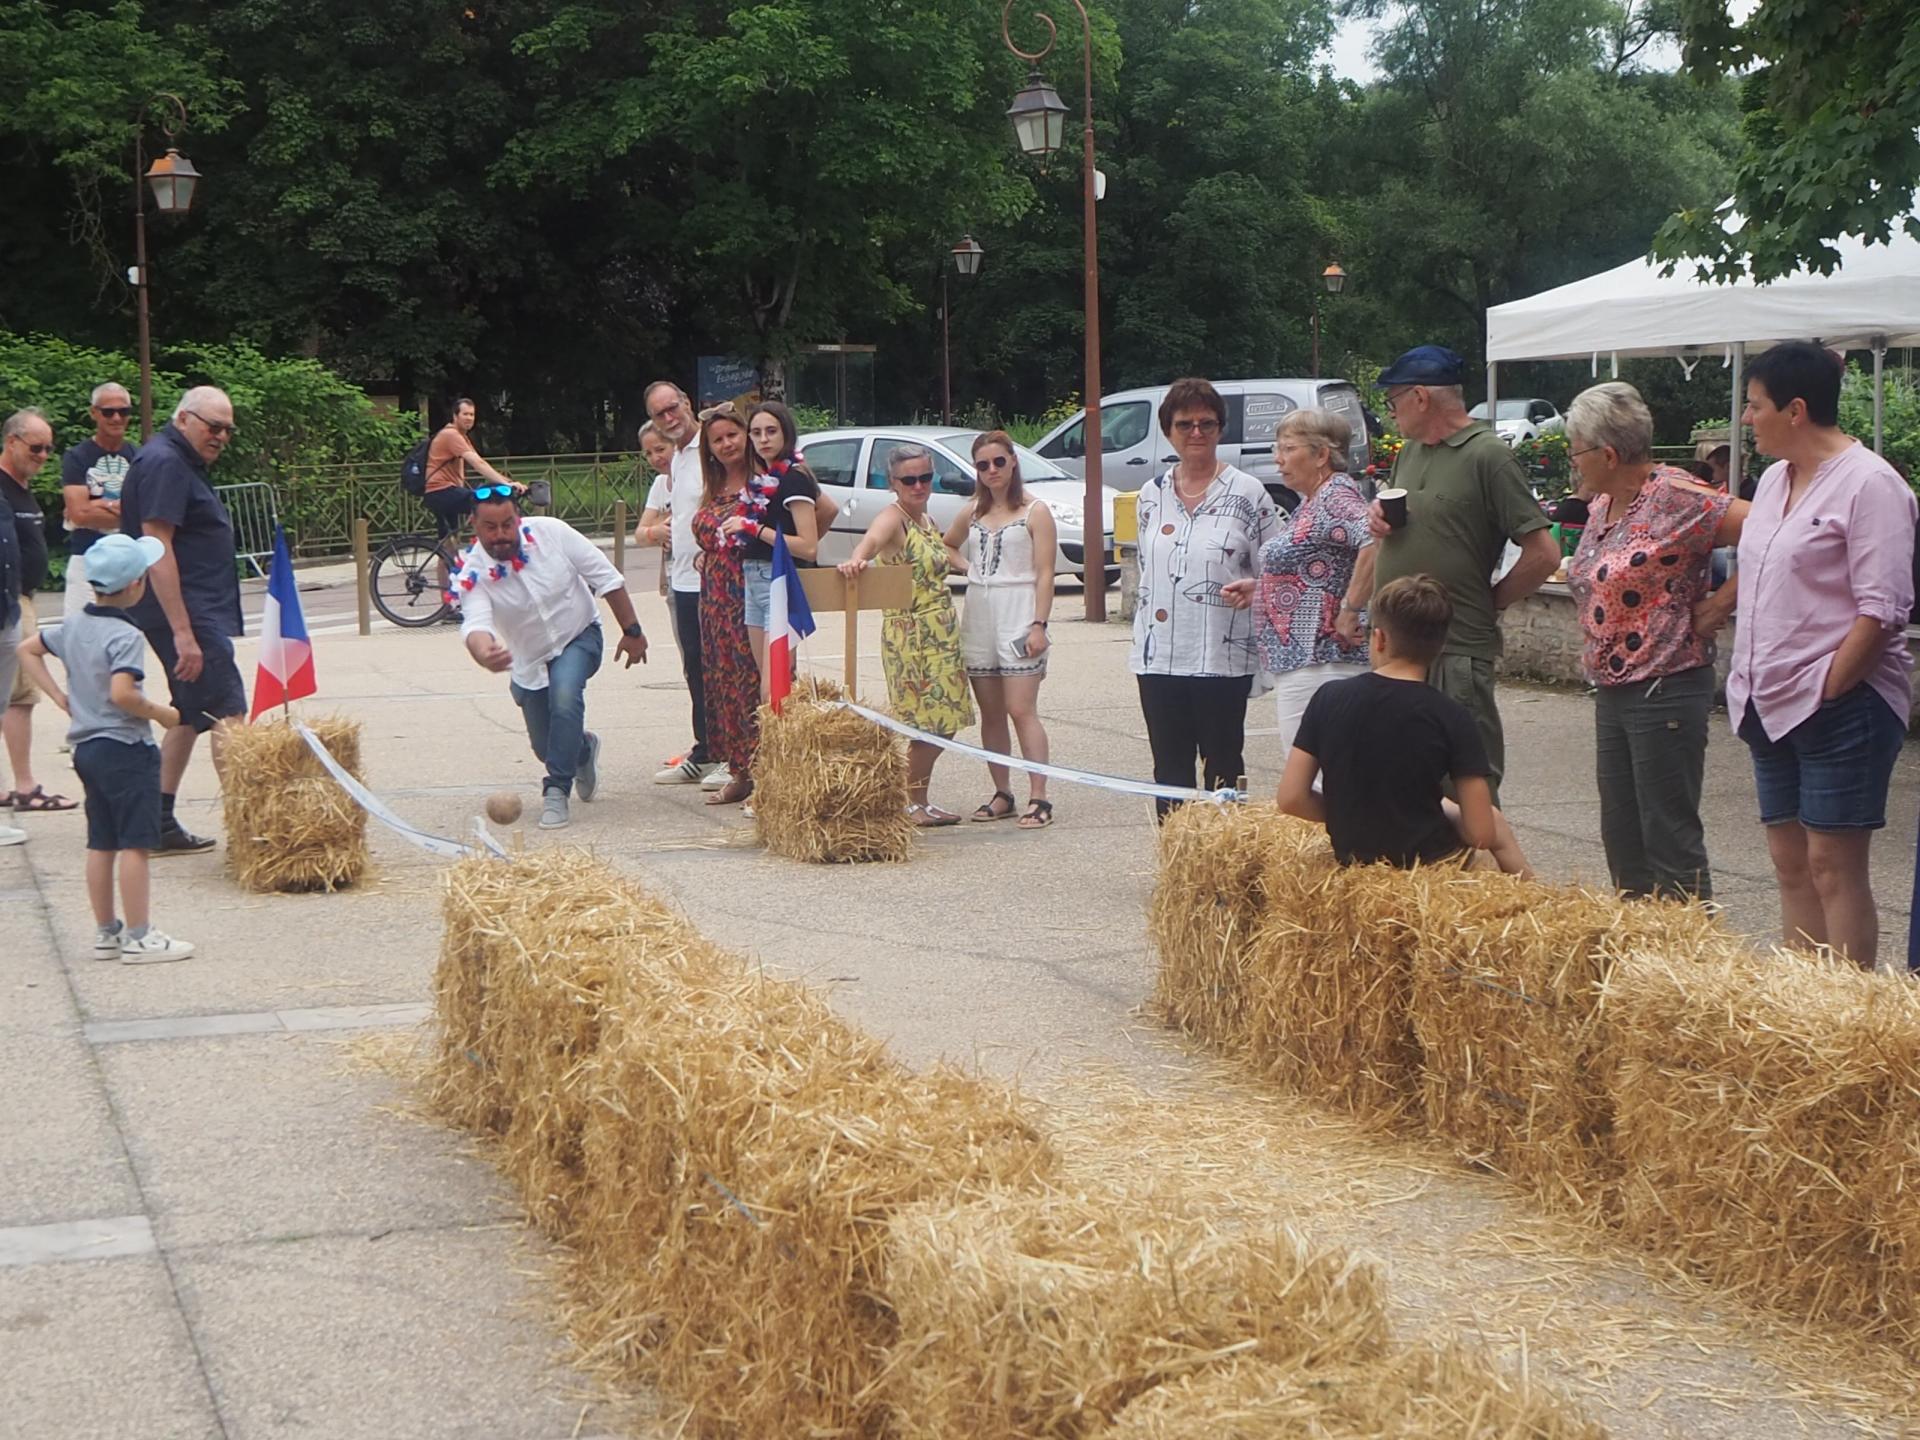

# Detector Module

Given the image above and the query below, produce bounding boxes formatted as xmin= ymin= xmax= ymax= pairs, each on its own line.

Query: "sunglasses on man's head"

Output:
xmin=95 ymin=407 xmax=132 ymax=419
xmin=975 ymin=454 xmax=1011 ymax=472
xmin=471 ymin=484 xmax=522 ymax=502
xmin=896 ymin=471 xmax=934 ymax=487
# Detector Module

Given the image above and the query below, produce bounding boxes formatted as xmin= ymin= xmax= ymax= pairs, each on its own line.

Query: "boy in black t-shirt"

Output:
xmin=1280 ymin=574 xmax=1531 ymax=875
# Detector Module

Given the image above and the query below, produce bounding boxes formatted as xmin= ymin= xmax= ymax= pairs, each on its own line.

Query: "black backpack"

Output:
xmin=400 ymin=435 xmax=432 ymax=496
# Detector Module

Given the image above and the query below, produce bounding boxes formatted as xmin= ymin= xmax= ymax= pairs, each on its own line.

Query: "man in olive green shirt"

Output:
xmin=1340 ymin=346 xmax=1559 ymax=802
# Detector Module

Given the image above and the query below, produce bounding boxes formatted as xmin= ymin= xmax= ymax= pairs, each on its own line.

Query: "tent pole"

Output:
xmin=1486 ymin=360 xmax=1498 ymax=423
xmin=1873 ymin=339 xmax=1886 ymax=453
xmin=1729 ymin=343 xmax=1745 ymax=491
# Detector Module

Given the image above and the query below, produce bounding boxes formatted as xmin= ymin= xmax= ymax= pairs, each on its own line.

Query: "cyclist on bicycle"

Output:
xmin=425 ymin=398 xmax=515 ymax=593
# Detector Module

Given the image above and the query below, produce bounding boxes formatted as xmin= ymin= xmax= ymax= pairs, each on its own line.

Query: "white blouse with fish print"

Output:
xmin=1129 ymin=464 xmax=1280 ymax=677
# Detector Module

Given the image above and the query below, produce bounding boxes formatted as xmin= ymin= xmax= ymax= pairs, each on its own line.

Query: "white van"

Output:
xmin=1033 ymin=378 xmax=1373 ymax=505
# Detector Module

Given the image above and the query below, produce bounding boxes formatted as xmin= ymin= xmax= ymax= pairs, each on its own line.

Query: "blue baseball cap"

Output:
xmin=1378 ymin=345 xmax=1467 ymax=388
xmin=85 ymin=533 xmax=166 ymax=594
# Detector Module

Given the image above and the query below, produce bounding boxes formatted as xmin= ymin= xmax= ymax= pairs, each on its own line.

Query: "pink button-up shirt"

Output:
xmin=1729 ymin=442 xmax=1916 ymax=740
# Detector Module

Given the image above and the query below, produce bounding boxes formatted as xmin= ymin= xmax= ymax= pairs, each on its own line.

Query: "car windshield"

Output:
xmin=932 ymin=432 xmax=1079 ymax=482
xmin=1470 ymin=400 xmax=1535 ymax=420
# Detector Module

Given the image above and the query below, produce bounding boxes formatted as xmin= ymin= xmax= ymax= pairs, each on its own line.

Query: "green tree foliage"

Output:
xmin=1654 ymin=1 xmax=1920 ymax=283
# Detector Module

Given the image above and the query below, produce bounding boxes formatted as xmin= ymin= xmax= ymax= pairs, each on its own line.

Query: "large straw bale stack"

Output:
xmin=220 ymin=715 xmax=368 ymax=892
xmin=1600 ymin=949 xmax=1920 ymax=1350
xmin=428 ymin=852 xmax=686 ymax=1232
xmin=1408 ymin=880 xmax=1736 ymax=1212
xmin=755 ymin=677 xmax=913 ymax=863
xmin=1099 ymin=1347 xmax=1608 ymax=1439
xmin=884 ymin=1186 xmax=1389 ymax=1440
xmin=569 ymin=939 xmax=1056 ymax=1439
xmin=1149 ymin=804 xmax=1309 ymax=1048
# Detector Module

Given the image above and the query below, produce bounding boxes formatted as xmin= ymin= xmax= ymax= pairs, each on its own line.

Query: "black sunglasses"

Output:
xmin=895 ymin=472 xmax=934 ymax=487
xmin=471 ymin=484 xmax=522 ymax=502
xmin=23 ymin=442 xmax=52 ymax=456
xmin=185 ymin=409 xmax=236 ymax=438
xmin=975 ymin=454 xmax=1011 ymax=472
xmin=96 ymin=406 xmax=132 ymax=419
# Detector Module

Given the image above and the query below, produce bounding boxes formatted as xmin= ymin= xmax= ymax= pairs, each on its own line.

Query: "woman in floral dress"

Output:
xmin=838 ymin=442 xmax=974 ymax=825
xmin=692 ymin=404 xmax=762 ymax=806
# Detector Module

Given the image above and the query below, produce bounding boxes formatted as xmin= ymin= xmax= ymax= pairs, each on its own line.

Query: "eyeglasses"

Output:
xmin=1172 ymin=419 xmax=1221 ymax=436
xmin=21 ymin=442 xmax=52 ymax=456
xmin=1568 ymin=446 xmax=1601 ymax=462
xmin=975 ymin=454 xmax=1011 ymax=472
xmin=896 ymin=472 xmax=934 ymax=488
xmin=95 ymin=407 xmax=132 ymax=419
xmin=1382 ymin=388 xmax=1416 ymax=412
xmin=471 ymin=484 xmax=522 ymax=502
xmin=648 ymin=399 xmax=686 ymax=421
xmin=185 ymin=410 xmax=236 ymax=438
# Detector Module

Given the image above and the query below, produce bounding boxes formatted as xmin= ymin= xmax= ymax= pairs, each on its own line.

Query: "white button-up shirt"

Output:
xmin=1130 ymin=464 xmax=1279 ymax=677
xmin=455 ymin=516 xmax=624 ymax=690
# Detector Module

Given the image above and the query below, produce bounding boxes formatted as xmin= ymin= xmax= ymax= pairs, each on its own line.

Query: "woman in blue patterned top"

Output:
xmin=1224 ymin=408 xmax=1373 ymax=764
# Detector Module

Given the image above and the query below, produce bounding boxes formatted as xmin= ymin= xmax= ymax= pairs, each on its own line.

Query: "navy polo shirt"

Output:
xmin=119 ymin=424 xmax=243 ymax=638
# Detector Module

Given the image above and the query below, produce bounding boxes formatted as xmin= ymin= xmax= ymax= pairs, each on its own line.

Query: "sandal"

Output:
xmin=907 ymin=803 xmax=962 ymax=828
xmin=706 ymin=776 xmax=754 ymax=806
xmin=1018 ymin=799 xmax=1054 ymax=829
xmin=971 ymin=790 xmax=1017 ymax=822
xmin=10 ymin=786 xmax=77 ymax=813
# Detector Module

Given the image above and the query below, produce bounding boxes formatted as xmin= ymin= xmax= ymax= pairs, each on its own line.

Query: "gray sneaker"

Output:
xmin=576 ymin=732 xmax=602 ymax=803
xmin=539 ymin=792 xmax=571 ymax=830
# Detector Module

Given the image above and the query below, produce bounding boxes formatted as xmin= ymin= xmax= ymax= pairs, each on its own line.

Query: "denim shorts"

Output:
xmin=74 ymin=738 xmax=162 ymax=852
xmin=743 ymin=559 xmax=773 ymax=629
xmin=1738 ymin=687 xmax=1906 ymax=831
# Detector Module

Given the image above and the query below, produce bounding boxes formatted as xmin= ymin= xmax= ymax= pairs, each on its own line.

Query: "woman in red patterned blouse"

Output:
xmin=1564 ymin=382 xmax=1748 ymax=901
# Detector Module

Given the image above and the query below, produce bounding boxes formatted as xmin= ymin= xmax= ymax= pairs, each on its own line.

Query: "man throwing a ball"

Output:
xmin=454 ymin=486 xmax=648 ymax=829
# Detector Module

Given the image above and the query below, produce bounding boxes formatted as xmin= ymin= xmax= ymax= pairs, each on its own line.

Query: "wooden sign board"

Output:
xmin=797 ymin=566 xmax=912 ymax=699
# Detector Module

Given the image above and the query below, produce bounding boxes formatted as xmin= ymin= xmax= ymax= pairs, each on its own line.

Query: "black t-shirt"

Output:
xmin=0 ymin=466 xmax=48 ymax=596
xmin=1293 ymin=670 xmax=1491 ymax=868
xmin=60 ymin=437 xmax=140 ymax=557
xmin=744 ymin=463 xmax=821 ymax=562
xmin=119 ymin=425 xmax=243 ymax=638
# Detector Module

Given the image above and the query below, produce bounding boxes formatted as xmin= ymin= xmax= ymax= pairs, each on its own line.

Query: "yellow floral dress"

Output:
xmin=880 ymin=510 xmax=975 ymax=738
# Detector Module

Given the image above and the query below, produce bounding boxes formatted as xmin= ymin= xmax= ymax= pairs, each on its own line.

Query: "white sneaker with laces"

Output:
xmin=93 ymin=924 xmax=126 ymax=960
xmin=654 ymin=754 xmax=715 ymax=785
xmin=700 ymin=764 xmax=733 ymax=792
xmin=121 ymin=930 xmax=194 ymax=964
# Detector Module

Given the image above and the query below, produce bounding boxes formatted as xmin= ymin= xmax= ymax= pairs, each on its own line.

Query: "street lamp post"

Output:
xmin=1310 ymin=262 xmax=1346 ymax=380
xmin=943 ymin=234 xmax=986 ymax=425
xmin=1003 ymin=1 xmax=1106 ymax=622
xmin=133 ymin=95 xmax=202 ymax=440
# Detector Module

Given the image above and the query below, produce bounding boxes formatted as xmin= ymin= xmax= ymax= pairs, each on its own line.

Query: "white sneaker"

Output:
xmin=92 ymin=924 xmax=126 ymax=960
xmin=121 ymin=930 xmax=194 ymax=964
xmin=700 ymin=764 xmax=733 ymax=792
xmin=539 ymin=793 xmax=571 ymax=830
xmin=0 ymin=824 xmax=24 ymax=847
xmin=654 ymin=754 xmax=716 ymax=785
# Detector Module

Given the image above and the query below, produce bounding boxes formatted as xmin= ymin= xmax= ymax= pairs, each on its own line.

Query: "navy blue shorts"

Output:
xmin=422 ymin=485 xmax=474 ymax=541
xmin=144 ymin=625 xmax=248 ymax=733
xmin=73 ymin=738 xmax=162 ymax=852
xmin=1738 ymin=687 xmax=1906 ymax=831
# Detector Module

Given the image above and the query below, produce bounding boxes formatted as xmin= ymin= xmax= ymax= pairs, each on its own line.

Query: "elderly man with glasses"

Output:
xmin=117 ymin=385 xmax=246 ymax=854
xmin=0 ymin=408 xmax=73 ymax=838
xmin=639 ymin=378 xmax=721 ymax=787
xmin=1350 ymin=346 xmax=1559 ymax=803
xmin=61 ymin=382 xmax=140 ymax=618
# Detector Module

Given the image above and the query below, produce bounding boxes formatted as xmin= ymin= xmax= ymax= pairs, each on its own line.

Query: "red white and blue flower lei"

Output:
xmin=444 ymin=524 xmax=538 ymax=607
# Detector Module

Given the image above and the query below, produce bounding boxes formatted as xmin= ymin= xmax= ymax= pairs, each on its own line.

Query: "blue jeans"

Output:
xmin=511 ymin=623 xmax=603 ymax=796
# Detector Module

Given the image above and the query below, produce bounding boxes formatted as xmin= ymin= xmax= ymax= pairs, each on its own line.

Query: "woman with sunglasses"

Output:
xmin=1132 ymin=377 xmax=1280 ymax=819
xmin=690 ymin=404 xmax=762 ymax=806
xmin=838 ymin=444 xmax=973 ymax=826
xmin=943 ymin=430 xmax=1055 ymax=828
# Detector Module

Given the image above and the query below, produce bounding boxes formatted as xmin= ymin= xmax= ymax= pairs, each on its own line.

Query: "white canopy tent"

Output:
xmin=1484 ymin=209 xmax=1920 ymax=474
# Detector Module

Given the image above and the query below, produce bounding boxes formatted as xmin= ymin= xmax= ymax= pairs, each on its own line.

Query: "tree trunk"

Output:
xmin=757 ymin=354 xmax=787 ymax=402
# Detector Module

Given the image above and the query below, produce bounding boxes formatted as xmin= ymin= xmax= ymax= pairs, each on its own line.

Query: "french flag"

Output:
xmin=249 ymin=527 xmax=317 ymax=720
xmin=767 ymin=527 xmax=816 ymax=713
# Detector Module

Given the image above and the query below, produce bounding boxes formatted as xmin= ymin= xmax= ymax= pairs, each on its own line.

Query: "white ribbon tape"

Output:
xmin=835 ymin=702 xmax=1242 ymax=805
xmin=296 ymin=724 xmax=505 ymax=860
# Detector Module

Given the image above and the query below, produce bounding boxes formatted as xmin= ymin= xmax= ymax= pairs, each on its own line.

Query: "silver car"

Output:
xmin=798 ymin=426 xmax=1117 ymax=579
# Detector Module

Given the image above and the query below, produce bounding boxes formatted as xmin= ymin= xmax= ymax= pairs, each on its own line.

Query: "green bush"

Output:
xmin=1838 ymin=364 xmax=1920 ymax=485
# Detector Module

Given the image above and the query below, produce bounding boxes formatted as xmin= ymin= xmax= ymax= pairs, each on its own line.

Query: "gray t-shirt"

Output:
xmin=41 ymin=605 xmax=157 ymax=747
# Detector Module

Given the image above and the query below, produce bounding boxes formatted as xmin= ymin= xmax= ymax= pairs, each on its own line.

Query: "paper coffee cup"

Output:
xmin=1378 ymin=488 xmax=1409 ymax=529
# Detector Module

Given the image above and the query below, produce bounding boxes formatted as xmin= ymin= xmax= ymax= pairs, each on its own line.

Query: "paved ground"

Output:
xmin=4 ymin=549 xmax=1918 ymax=1440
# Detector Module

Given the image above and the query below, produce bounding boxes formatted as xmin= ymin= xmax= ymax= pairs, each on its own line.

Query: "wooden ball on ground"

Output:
xmin=486 ymin=791 xmax=523 ymax=825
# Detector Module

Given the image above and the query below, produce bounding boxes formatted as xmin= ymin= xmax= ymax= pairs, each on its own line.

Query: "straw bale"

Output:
xmin=1100 ymin=1346 xmax=1608 ymax=1439
xmin=569 ymin=933 xmax=1056 ymax=1439
xmin=428 ymin=851 xmax=686 ymax=1231
xmin=1407 ymin=880 xmax=1737 ymax=1213
xmin=221 ymin=715 xmax=368 ymax=892
xmin=884 ymin=1185 xmax=1389 ymax=1440
xmin=755 ymin=677 xmax=913 ymax=863
xmin=1601 ymin=949 xmax=1920 ymax=1350
xmin=1149 ymin=804 xmax=1323 ymax=1050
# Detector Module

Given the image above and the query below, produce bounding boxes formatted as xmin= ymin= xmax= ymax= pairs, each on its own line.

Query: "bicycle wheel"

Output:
xmin=370 ymin=535 xmax=454 ymax=628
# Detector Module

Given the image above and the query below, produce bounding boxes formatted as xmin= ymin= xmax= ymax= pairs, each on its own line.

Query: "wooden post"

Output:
xmin=843 ymin=574 xmax=859 ymax=693
xmin=352 ymin=517 xmax=371 ymax=636
xmin=613 ymin=498 xmax=627 ymax=576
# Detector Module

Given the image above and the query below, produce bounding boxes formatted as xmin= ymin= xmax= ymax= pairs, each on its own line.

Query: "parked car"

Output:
xmin=797 ymin=426 xmax=1118 ymax=580
xmin=1031 ymin=378 xmax=1374 ymax=509
xmin=1470 ymin=397 xmax=1565 ymax=445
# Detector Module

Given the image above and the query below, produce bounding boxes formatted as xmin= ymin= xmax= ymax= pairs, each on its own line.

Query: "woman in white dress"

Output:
xmin=944 ymin=430 xmax=1057 ymax=828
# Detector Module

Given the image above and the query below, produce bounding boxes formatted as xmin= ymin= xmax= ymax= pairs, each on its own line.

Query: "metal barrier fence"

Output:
xmin=215 ymin=482 xmax=283 ymax=578
xmin=267 ymin=452 xmax=645 ymax=560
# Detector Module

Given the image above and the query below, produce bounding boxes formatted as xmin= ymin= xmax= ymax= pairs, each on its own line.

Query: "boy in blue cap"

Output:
xmin=18 ymin=533 xmax=196 ymax=963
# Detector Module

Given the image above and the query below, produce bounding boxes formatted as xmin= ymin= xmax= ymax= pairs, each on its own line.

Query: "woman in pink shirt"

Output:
xmin=1712 ymin=342 xmax=1916 ymax=968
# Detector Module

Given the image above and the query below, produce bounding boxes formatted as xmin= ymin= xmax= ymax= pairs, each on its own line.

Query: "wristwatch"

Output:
xmin=622 ymin=622 xmax=644 ymax=639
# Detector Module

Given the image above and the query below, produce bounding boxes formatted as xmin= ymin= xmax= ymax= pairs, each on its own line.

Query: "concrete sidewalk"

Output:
xmin=3 ymin=553 xmax=1916 ymax=1439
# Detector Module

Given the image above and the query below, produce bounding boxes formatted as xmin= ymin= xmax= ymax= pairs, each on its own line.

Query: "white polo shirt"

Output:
xmin=667 ymin=434 xmax=703 ymax=594
xmin=455 ymin=516 xmax=624 ymax=691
